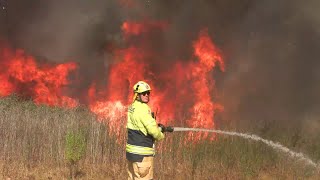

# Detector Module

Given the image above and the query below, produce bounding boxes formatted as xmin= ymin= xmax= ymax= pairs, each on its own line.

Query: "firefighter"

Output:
xmin=126 ymin=81 xmax=173 ymax=180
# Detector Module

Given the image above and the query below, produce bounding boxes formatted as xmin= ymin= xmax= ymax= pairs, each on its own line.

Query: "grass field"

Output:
xmin=0 ymin=96 xmax=319 ymax=179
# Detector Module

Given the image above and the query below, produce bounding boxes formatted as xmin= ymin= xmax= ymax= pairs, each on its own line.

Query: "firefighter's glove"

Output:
xmin=158 ymin=123 xmax=165 ymax=133
xmin=158 ymin=124 xmax=174 ymax=133
xmin=165 ymin=126 xmax=174 ymax=133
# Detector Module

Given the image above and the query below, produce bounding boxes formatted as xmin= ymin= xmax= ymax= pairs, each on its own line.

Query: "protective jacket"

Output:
xmin=126 ymin=100 xmax=164 ymax=162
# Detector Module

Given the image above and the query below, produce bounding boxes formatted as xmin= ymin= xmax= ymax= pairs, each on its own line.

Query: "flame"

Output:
xmin=122 ymin=21 xmax=168 ymax=37
xmin=0 ymin=47 xmax=78 ymax=107
xmin=187 ymin=29 xmax=224 ymax=140
xmin=193 ymin=29 xmax=224 ymax=71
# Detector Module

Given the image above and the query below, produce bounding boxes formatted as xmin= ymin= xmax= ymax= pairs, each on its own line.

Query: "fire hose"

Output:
xmin=158 ymin=125 xmax=319 ymax=169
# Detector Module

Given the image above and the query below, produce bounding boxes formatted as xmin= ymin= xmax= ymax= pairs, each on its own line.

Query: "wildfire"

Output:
xmin=0 ymin=20 xmax=225 ymax=141
xmin=0 ymin=47 xmax=78 ymax=107
xmin=187 ymin=29 xmax=224 ymax=140
xmin=88 ymin=22 xmax=224 ymax=140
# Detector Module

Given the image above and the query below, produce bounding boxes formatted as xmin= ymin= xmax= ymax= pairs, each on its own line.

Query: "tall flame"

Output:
xmin=187 ymin=29 xmax=224 ymax=140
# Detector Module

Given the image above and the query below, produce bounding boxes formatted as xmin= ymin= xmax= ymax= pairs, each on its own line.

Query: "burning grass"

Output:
xmin=0 ymin=96 xmax=319 ymax=179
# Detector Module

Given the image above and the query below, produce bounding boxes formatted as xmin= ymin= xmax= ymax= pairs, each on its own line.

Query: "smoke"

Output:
xmin=221 ymin=0 xmax=320 ymax=133
xmin=138 ymin=0 xmax=320 ymax=131
xmin=3 ymin=0 xmax=120 ymax=60
xmin=1 ymin=0 xmax=319 ymax=132
xmin=0 ymin=0 xmax=123 ymax=98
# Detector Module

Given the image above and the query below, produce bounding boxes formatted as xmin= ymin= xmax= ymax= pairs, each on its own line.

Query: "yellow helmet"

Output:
xmin=133 ymin=81 xmax=152 ymax=93
xmin=132 ymin=81 xmax=151 ymax=102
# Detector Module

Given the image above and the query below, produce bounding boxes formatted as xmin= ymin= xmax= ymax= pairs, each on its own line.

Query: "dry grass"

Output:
xmin=0 ymin=96 xmax=319 ymax=179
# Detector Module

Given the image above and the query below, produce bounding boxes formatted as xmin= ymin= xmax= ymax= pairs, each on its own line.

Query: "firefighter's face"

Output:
xmin=138 ymin=91 xmax=150 ymax=103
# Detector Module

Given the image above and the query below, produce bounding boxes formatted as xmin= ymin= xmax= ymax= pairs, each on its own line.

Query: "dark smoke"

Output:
xmin=0 ymin=0 xmax=126 ymax=100
xmin=0 ymin=0 xmax=319 ymax=133
xmin=220 ymin=0 xmax=320 ymax=135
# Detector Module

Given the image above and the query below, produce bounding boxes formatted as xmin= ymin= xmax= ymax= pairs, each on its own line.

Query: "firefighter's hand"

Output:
xmin=165 ymin=126 xmax=174 ymax=133
xmin=158 ymin=124 xmax=174 ymax=133
xmin=158 ymin=123 xmax=165 ymax=133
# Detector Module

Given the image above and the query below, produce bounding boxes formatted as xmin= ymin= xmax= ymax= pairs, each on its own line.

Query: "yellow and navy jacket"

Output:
xmin=126 ymin=100 xmax=164 ymax=162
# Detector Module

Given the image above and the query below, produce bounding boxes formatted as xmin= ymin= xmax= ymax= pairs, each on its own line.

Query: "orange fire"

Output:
xmin=122 ymin=21 xmax=168 ymax=37
xmin=187 ymin=29 xmax=224 ymax=140
xmin=88 ymin=21 xmax=225 ymax=140
xmin=88 ymin=46 xmax=147 ymax=136
xmin=0 ymin=47 xmax=78 ymax=107
xmin=0 ymin=19 xmax=225 ymax=141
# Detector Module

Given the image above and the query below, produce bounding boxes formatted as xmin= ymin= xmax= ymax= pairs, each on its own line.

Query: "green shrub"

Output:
xmin=65 ymin=130 xmax=86 ymax=164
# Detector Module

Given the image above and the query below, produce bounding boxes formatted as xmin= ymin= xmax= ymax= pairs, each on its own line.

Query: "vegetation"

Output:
xmin=65 ymin=130 xmax=87 ymax=178
xmin=0 ymin=96 xmax=319 ymax=179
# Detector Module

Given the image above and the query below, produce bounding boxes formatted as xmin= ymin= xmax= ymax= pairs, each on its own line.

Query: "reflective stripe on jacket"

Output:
xmin=126 ymin=100 xmax=164 ymax=161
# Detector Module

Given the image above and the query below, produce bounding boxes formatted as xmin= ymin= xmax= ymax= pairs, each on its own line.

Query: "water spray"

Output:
xmin=171 ymin=127 xmax=319 ymax=169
